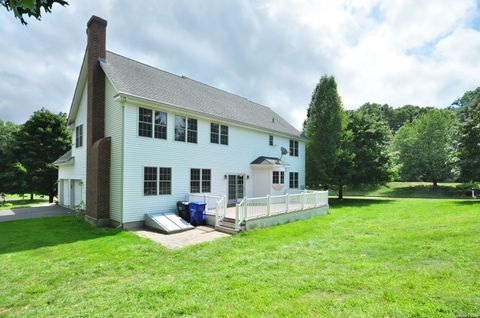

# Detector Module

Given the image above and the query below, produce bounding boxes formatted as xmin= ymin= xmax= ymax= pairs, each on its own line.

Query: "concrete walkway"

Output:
xmin=133 ymin=226 xmax=230 ymax=249
xmin=0 ymin=204 xmax=72 ymax=222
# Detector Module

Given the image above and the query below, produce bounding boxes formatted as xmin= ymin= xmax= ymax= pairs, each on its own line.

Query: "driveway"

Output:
xmin=0 ymin=204 xmax=72 ymax=222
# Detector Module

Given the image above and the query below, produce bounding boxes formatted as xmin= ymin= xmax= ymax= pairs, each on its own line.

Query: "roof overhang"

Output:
xmin=67 ymin=50 xmax=88 ymax=125
xmin=250 ymin=156 xmax=290 ymax=167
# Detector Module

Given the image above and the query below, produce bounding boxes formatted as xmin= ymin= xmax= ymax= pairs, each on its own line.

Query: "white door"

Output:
xmin=70 ymin=181 xmax=75 ymax=208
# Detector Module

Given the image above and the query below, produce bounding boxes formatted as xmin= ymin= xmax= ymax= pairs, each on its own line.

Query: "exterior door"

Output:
xmin=227 ymin=174 xmax=244 ymax=206
xmin=70 ymin=180 xmax=75 ymax=208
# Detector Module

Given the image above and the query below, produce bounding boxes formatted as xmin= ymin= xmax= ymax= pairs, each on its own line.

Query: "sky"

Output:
xmin=1 ymin=0 xmax=479 ymax=129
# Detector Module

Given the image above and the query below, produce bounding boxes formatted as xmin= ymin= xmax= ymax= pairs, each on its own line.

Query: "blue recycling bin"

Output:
xmin=188 ymin=201 xmax=206 ymax=225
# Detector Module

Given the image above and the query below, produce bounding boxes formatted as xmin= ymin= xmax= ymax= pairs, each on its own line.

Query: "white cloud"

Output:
xmin=0 ymin=0 xmax=479 ymax=130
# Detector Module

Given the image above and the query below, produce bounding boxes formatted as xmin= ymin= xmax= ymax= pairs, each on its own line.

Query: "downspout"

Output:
xmin=120 ymin=97 xmax=126 ymax=226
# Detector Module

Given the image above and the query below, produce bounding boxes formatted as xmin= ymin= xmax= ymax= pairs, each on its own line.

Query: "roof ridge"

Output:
xmin=106 ymin=50 xmax=272 ymax=110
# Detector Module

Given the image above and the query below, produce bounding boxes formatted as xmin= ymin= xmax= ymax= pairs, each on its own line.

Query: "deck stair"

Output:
xmin=215 ymin=217 xmax=239 ymax=234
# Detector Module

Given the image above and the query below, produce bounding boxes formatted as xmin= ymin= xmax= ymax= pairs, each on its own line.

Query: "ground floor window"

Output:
xmin=144 ymin=167 xmax=171 ymax=196
xmin=144 ymin=167 xmax=157 ymax=195
xmin=273 ymin=171 xmax=284 ymax=184
xmin=289 ymin=172 xmax=299 ymax=188
xmin=190 ymin=168 xmax=211 ymax=193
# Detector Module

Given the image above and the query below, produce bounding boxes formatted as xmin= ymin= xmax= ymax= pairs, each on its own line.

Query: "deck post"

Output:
xmin=286 ymin=193 xmax=289 ymax=213
xmin=243 ymin=197 xmax=247 ymax=221
xmin=267 ymin=195 xmax=271 ymax=216
xmin=235 ymin=204 xmax=239 ymax=231
xmin=301 ymin=192 xmax=305 ymax=210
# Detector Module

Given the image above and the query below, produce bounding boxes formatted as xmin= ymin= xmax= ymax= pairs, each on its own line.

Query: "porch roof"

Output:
xmin=250 ymin=156 xmax=290 ymax=166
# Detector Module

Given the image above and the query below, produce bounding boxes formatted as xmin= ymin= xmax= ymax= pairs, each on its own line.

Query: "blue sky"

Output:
xmin=1 ymin=0 xmax=479 ymax=129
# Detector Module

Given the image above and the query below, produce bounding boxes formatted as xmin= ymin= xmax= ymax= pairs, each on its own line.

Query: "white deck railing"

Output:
xmin=188 ymin=193 xmax=226 ymax=226
xmin=235 ymin=191 xmax=328 ymax=227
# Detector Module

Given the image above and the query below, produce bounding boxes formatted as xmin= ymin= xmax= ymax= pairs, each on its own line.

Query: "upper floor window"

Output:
xmin=269 ymin=135 xmax=273 ymax=146
xmin=211 ymin=123 xmax=228 ymax=145
xmin=272 ymin=171 xmax=284 ymax=184
xmin=175 ymin=115 xmax=197 ymax=143
xmin=139 ymin=108 xmax=153 ymax=137
xmin=139 ymin=107 xmax=167 ymax=140
xmin=190 ymin=168 xmax=211 ymax=193
xmin=154 ymin=111 xmax=167 ymax=140
xmin=289 ymin=172 xmax=299 ymax=188
xmin=75 ymin=124 xmax=83 ymax=148
xmin=289 ymin=140 xmax=299 ymax=157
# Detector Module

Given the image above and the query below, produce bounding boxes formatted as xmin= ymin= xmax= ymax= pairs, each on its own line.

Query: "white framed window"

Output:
xmin=175 ymin=115 xmax=197 ymax=143
xmin=190 ymin=168 xmax=211 ymax=193
xmin=75 ymin=124 xmax=83 ymax=148
xmin=144 ymin=167 xmax=157 ymax=195
xmin=289 ymin=140 xmax=299 ymax=157
xmin=289 ymin=172 xmax=299 ymax=188
xmin=144 ymin=167 xmax=172 ymax=196
xmin=272 ymin=171 xmax=284 ymax=184
xmin=211 ymin=123 xmax=228 ymax=145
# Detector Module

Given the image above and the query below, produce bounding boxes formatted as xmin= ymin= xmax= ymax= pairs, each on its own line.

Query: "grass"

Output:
xmin=0 ymin=199 xmax=479 ymax=317
xmin=0 ymin=194 xmax=50 ymax=210
xmin=329 ymin=182 xmax=470 ymax=199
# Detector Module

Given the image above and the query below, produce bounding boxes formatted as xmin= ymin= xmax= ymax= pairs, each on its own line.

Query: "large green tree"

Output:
xmin=393 ymin=109 xmax=457 ymax=187
xmin=1 ymin=0 xmax=68 ymax=24
xmin=333 ymin=112 xmax=392 ymax=199
xmin=304 ymin=76 xmax=344 ymax=189
xmin=454 ymin=88 xmax=480 ymax=181
xmin=0 ymin=119 xmax=21 ymax=194
xmin=12 ymin=108 xmax=71 ymax=202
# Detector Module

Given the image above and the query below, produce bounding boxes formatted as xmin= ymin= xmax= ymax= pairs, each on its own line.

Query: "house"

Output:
xmin=54 ymin=15 xmax=310 ymax=230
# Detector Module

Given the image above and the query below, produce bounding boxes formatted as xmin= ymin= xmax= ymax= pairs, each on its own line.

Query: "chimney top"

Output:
xmin=87 ymin=15 xmax=107 ymax=28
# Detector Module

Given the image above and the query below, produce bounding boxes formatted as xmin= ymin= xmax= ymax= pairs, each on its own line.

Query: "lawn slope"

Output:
xmin=0 ymin=199 xmax=479 ymax=317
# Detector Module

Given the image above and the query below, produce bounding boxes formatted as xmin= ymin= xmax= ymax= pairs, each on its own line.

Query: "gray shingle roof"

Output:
xmin=100 ymin=51 xmax=303 ymax=138
xmin=53 ymin=149 xmax=73 ymax=165
xmin=250 ymin=156 xmax=290 ymax=166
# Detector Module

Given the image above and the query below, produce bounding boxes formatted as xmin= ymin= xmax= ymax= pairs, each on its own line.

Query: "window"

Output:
xmin=220 ymin=125 xmax=228 ymax=145
xmin=175 ymin=115 xmax=197 ymax=143
xmin=272 ymin=171 xmax=284 ymax=184
xmin=289 ymin=172 xmax=299 ymax=189
xmin=211 ymin=123 xmax=228 ymax=145
xmin=190 ymin=168 xmax=211 ymax=193
xmin=289 ymin=140 xmax=299 ymax=157
xmin=75 ymin=125 xmax=83 ymax=148
xmin=139 ymin=108 xmax=153 ymax=137
xmin=144 ymin=167 xmax=157 ymax=195
xmin=210 ymin=123 xmax=219 ymax=144
xmin=158 ymin=168 xmax=171 ymax=195
xmin=154 ymin=111 xmax=167 ymax=140
xmin=187 ymin=118 xmax=198 ymax=143
xmin=174 ymin=115 xmax=186 ymax=141
xmin=269 ymin=135 xmax=273 ymax=146
xmin=202 ymin=169 xmax=211 ymax=193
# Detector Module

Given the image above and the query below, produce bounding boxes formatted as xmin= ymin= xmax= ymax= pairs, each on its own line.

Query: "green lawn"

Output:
xmin=0 ymin=199 xmax=479 ymax=317
xmin=0 ymin=194 xmax=50 ymax=210
xmin=329 ymin=182 xmax=472 ymax=199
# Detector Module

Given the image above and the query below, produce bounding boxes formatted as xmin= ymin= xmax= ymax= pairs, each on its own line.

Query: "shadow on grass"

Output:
xmin=329 ymin=198 xmax=394 ymax=208
xmin=0 ymin=216 xmax=119 ymax=255
xmin=451 ymin=200 xmax=480 ymax=206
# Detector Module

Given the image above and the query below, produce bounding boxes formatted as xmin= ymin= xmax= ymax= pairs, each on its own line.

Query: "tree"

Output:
xmin=304 ymin=76 xmax=344 ymax=189
xmin=333 ymin=112 xmax=392 ymax=199
xmin=12 ymin=108 xmax=71 ymax=202
xmin=1 ymin=0 xmax=68 ymax=25
xmin=393 ymin=109 xmax=457 ymax=187
xmin=0 ymin=119 xmax=20 ymax=194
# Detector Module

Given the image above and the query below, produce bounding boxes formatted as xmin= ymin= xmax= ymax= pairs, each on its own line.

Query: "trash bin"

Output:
xmin=188 ymin=201 xmax=206 ymax=226
xmin=176 ymin=201 xmax=190 ymax=222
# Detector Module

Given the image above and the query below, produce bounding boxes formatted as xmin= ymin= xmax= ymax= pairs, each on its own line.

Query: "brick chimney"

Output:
xmin=85 ymin=15 xmax=111 ymax=225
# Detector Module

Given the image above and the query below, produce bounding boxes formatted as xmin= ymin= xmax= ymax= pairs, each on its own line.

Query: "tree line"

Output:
xmin=304 ymin=76 xmax=480 ymax=198
xmin=0 ymin=108 xmax=70 ymax=202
